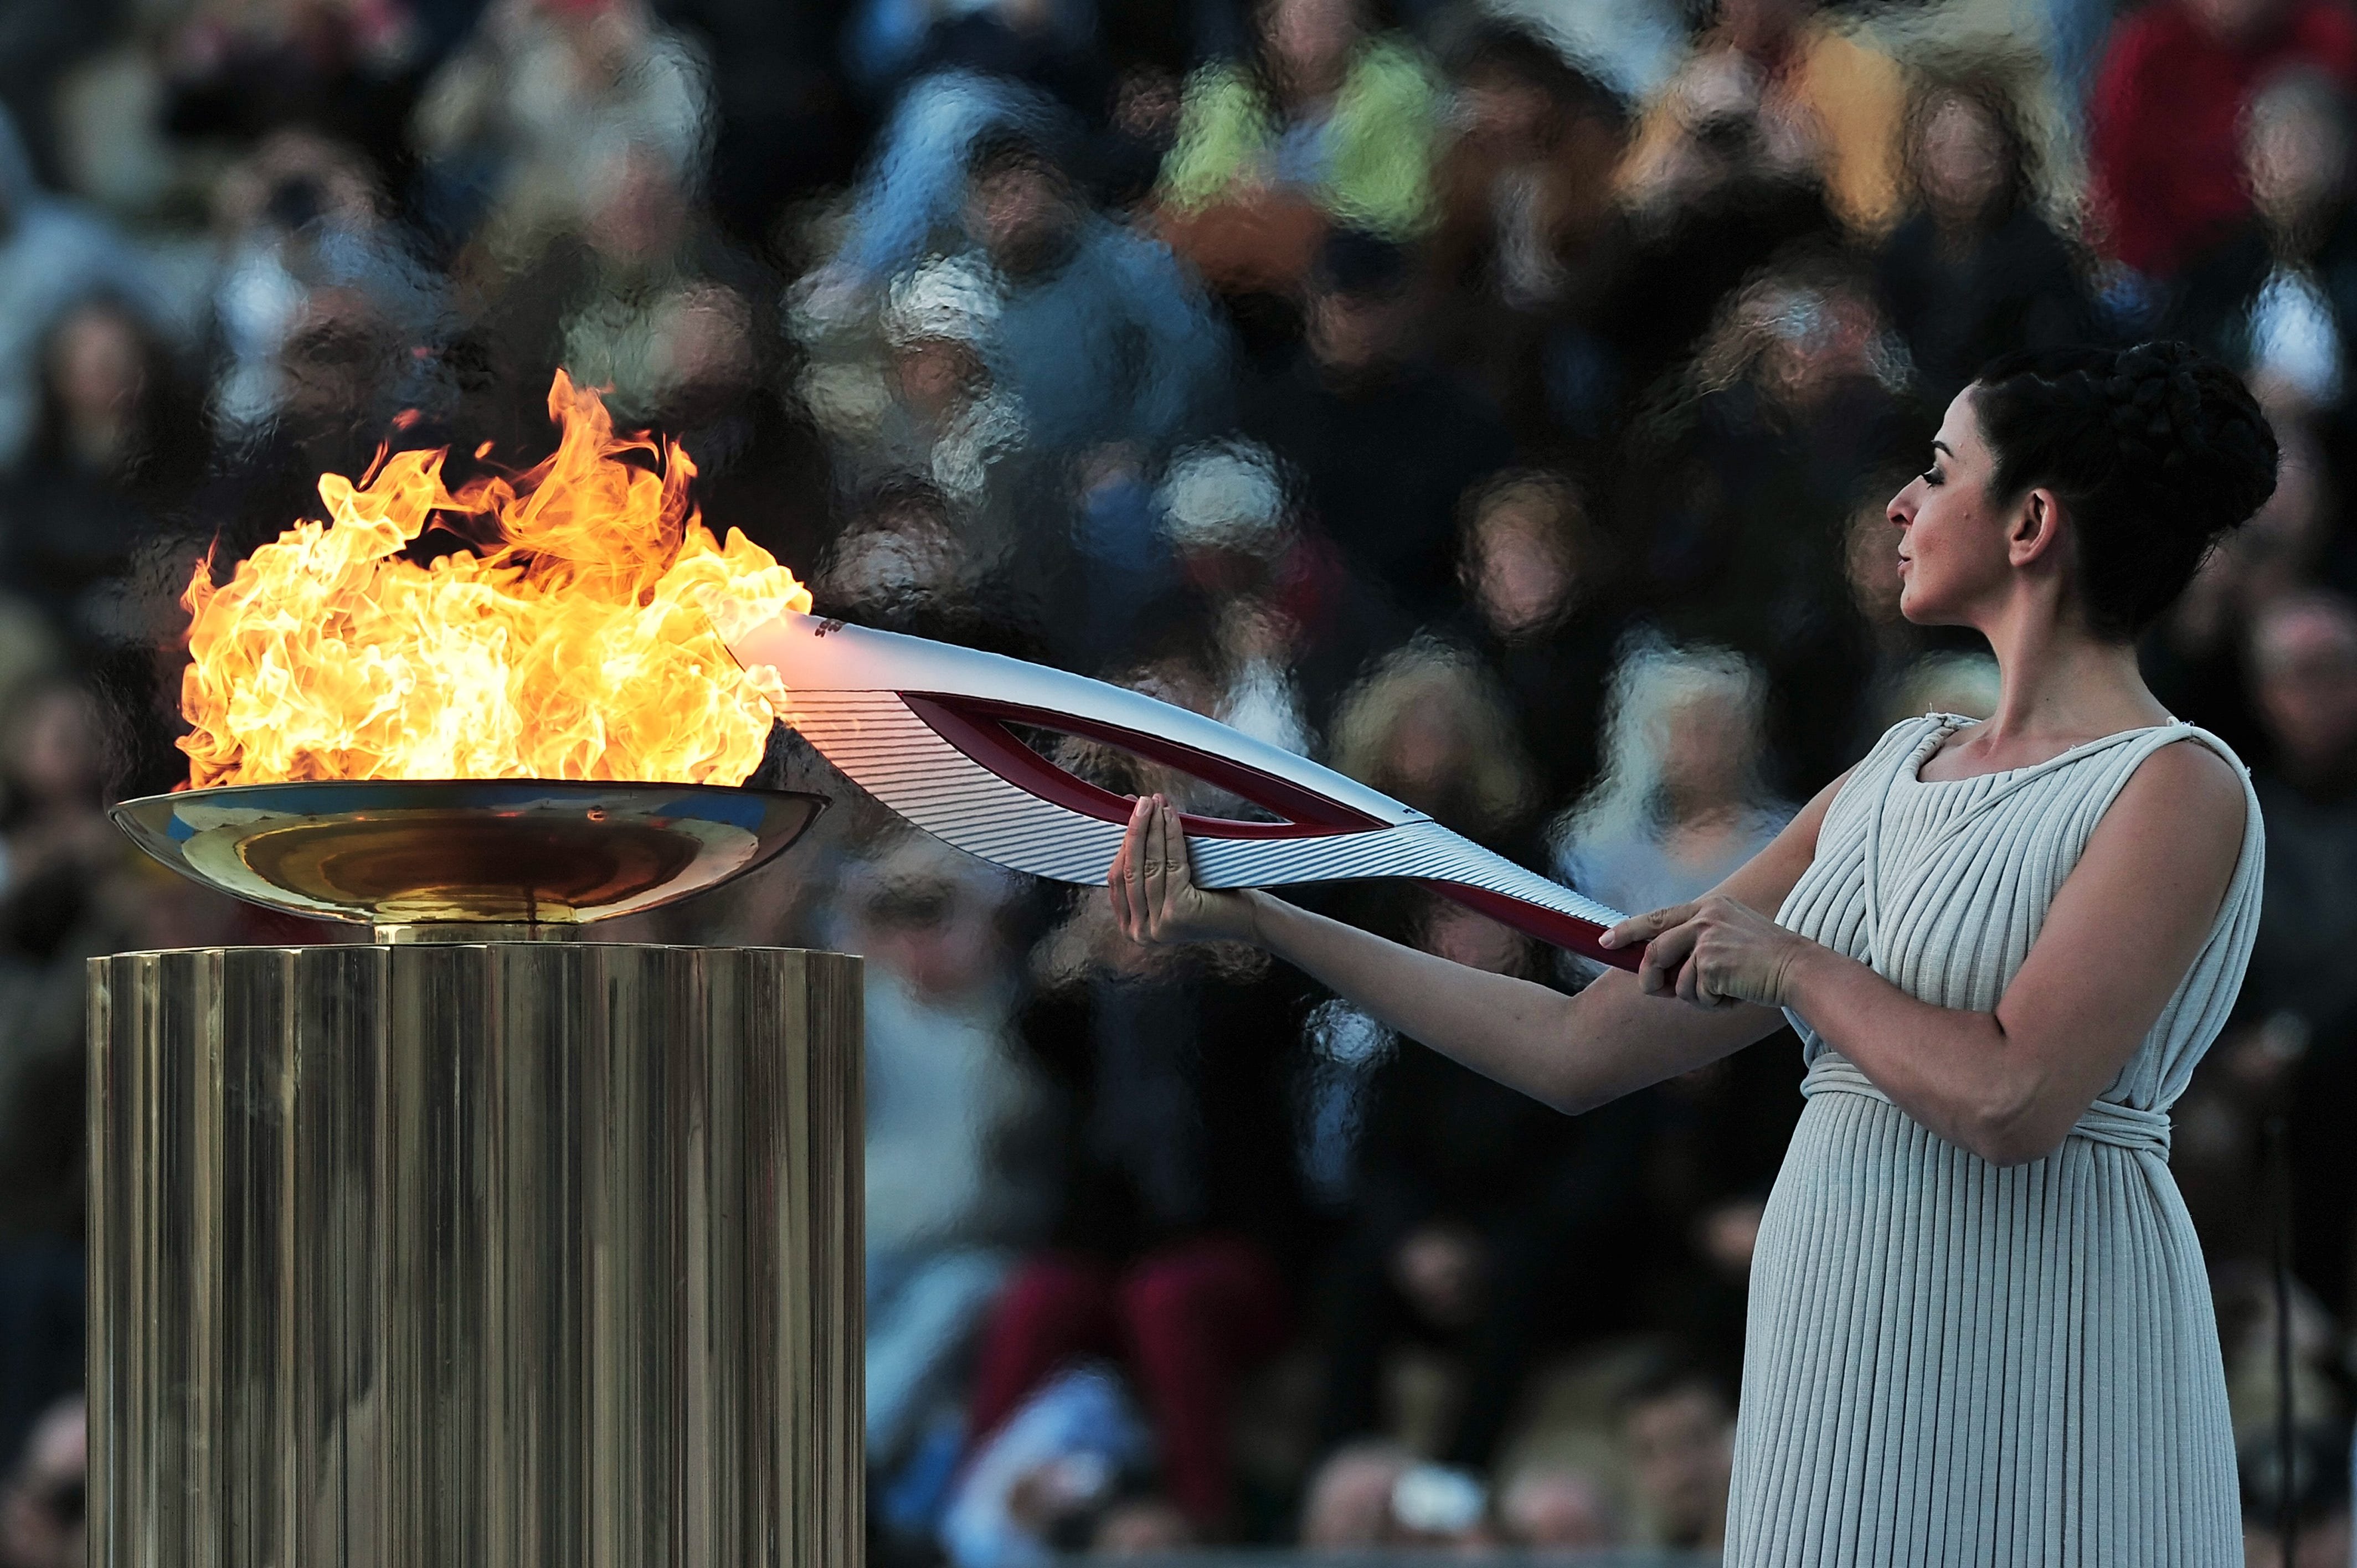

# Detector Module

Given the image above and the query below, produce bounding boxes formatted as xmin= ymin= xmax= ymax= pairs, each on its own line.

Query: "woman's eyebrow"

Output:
xmin=1931 ymin=439 xmax=1954 ymax=457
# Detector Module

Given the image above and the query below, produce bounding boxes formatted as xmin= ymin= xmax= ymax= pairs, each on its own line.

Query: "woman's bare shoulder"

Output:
xmin=2114 ymin=734 xmax=2248 ymax=838
xmin=2058 ymin=734 xmax=2249 ymax=927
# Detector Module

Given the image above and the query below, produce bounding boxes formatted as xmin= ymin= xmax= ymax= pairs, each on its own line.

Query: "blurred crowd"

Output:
xmin=2 ymin=0 xmax=2357 ymax=1559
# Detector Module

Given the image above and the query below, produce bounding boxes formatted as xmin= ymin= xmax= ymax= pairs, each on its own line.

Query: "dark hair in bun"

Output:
xmin=1969 ymin=342 xmax=2279 ymax=639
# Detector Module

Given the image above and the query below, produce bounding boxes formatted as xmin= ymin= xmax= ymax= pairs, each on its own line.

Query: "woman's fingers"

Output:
xmin=1159 ymin=797 xmax=1193 ymax=889
xmin=1159 ymin=797 xmax=1198 ymax=920
xmin=1676 ymin=950 xmax=1708 ymax=1007
xmin=1637 ymin=919 xmax=1698 ymax=997
xmin=1110 ymin=795 xmax=1150 ymax=938
xmin=1141 ymin=793 xmax=1171 ymax=933
xmin=1601 ymin=902 xmax=1696 ymax=951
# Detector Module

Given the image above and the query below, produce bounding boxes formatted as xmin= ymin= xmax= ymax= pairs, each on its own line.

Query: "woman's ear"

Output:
xmin=2006 ymin=486 xmax=2067 ymax=569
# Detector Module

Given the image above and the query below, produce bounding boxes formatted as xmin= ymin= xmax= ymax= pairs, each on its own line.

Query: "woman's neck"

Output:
xmin=1972 ymin=597 xmax=2169 ymax=755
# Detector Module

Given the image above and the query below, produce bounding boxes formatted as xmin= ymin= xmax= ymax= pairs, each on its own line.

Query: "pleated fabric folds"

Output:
xmin=1726 ymin=714 xmax=2265 ymax=1566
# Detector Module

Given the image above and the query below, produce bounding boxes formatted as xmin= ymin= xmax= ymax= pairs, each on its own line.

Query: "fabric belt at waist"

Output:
xmin=1799 ymin=1055 xmax=2172 ymax=1159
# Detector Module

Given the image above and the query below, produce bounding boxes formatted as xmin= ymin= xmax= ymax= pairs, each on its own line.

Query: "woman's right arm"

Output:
xmin=1108 ymin=776 xmax=1847 ymax=1114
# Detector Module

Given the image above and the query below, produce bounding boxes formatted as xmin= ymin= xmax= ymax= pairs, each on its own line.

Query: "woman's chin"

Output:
xmin=1897 ymin=589 xmax=1947 ymax=627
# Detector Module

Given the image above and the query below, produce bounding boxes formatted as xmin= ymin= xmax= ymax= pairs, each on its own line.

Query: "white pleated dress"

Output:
xmin=1727 ymin=714 xmax=2266 ymax=1566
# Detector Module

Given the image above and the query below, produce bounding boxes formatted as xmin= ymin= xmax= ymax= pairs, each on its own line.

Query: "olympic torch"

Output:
xmin=728 ymin=611 xmax=1640 ymax=971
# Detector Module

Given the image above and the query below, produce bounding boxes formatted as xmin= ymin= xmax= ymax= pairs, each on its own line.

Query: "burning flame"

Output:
xmin=179 ymin=373 xmax=811 ymax=788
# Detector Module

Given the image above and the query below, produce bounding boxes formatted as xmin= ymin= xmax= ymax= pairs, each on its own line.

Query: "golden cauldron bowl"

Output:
xmin=110 ymin=778 xmax=827 ymax=935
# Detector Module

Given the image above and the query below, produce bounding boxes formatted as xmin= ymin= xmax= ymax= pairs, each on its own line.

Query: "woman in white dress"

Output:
xmin=1106 ymin=340 xmax=2280 ymax=1564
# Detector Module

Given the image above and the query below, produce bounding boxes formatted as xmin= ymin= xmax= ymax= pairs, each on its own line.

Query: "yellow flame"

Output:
xmin=179 ymin=372 xmax=811 ymax=788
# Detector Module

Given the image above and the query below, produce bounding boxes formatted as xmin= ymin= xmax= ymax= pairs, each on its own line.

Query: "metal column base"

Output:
xmin=88 ymin=942 xmax=863 ymax=1567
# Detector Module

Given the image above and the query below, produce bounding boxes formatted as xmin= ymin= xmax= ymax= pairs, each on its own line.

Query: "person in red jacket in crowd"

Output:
xmin=2089 ymin=0 xmax=2357 ymax=282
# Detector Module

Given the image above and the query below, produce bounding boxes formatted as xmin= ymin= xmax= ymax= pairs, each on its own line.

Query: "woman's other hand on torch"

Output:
xmin=1599 ymin=895 xmax=1807 ymax=1010
xmin=1108 ymin=794 xmax=1264 ymax=946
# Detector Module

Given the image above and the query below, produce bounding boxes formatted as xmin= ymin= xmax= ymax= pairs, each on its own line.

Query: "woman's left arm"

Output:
xmin=1615 ymin=741 xmax=2250 ymax=1167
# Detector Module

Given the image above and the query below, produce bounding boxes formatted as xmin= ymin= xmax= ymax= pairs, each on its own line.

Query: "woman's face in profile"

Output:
xmin=1886 ymin=387 xmax=2014 ymax=628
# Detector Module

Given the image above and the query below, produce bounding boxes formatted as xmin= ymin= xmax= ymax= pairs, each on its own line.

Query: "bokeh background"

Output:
xmin=0 ymin=0 xmax=2355 ymax=1560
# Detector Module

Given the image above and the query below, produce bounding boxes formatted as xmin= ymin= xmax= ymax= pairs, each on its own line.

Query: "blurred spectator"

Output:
xmin=464 ymin=138 xmax=761 ymax=416
xmin=1093 ymin=65 xmax=1187 ymax=213
xmin=459 ymin=131 xmax=837 ymax=562
xmin=0 ymin=302 xmax=205 ymax=658
xmin=161 ymin=0 xmax=427 ymax=185
xmin=1296 ymin=1441 xmax=1412 ymax=1546
xmin=651 ymin=0 xmax=867 ymax=247
xmin=941 ymin=1363 xmax=1160 ymax=1568
xmin=833 ymin=835 xmax=1056 ymax=1481
xmin=0 ymin=687 xmax=122 ymax=1472
xmin=817 ymin=477 xmax=986 ymax=622
xmin=1313 ymin=897 xmax=1655 ymax=1474
xmin=2240 ymin=591 xmax=2357 ymax=1322
xmin=1326 ymin=637 xmax=1536 ymax=848
xmin=1147 ymin=439 xmax=1391 ymax=739
xmin=1382 ymin=1460 xmax=1493 ymax=1546
xmin=1593 ymin=55 xmax=1843 ymax=426
xmin=1496 ymin=1462 xmax=1619 ymax=1549
xmin=1445 ymin=468 xmax=1626 ymax=809
xmin=411 ymin=0 xmax=714 ymax=257
xmin=805 ymin=254 xmax=1048 ymax=588
xmin=1618 ymin=1359 xmax=1733 ymax=1551
xmin=2244 ymin=590 xmax=2357 ymax=1029
xmin=2146 ymin=417 xmax=2340 ymax=764
xmin=1552 ymin=638 xmax=1794 ymax=921
xmin=1154 ymin=0 xmax=1443 ymax=291
xmin=0 ymin=107 xmax=171 ymax=473
xmin=964 ymin=767 xmax=1313 ymax=1530
xmin=810 ymin=71 xmax=1067 ymax=296
xmin=203 ymin=130 xmax=448 ymax=438
xmin=2087 ymin=0 xmax=2357 ymax=283
xmin=950 ymin=128 xmax=1229 ymax=458
xmin=1875 ymin=73 xmax=2092 ymax=405
xmin=1295 ymin=1445 xmax=1500 ymax=1549
xmin=0 ymin=1397 xmax=81 ymax=1568
xmin=1638 ymin=1051 xmax=1801 ymax=1381
xmin=2215 ymin=1259 xmax=2345 ymax=1437
xmin=0 ymin=683 xmax=123 ymax=965
xmin=865 ymin=254 xmax=1026 ymax=506
xmin=1620 ymin=257 xmax=1914 ymax=787
xmin=1423 ymin=24 xmax=1627 ymax=443
xmin=2174 ymin=70 xmax=2357 ymax=422
xmin=2238 ymin=1420 xmax=2353 ymax=1567
xmin=0 ymin=599 xmax=56 ymax=730
xmin=1616 ymin=0 xmax=1910 ymax=239
xmin=1239 ymin=229 xmax=1513 ymax=621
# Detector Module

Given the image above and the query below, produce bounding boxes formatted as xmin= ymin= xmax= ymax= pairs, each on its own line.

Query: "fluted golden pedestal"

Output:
xmin=87 ymin=941 xmax=862 ymax=1568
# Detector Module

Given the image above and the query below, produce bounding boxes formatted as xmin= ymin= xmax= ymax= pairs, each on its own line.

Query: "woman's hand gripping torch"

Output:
xmin=725 ymin=611 xmax=1641 ymax=970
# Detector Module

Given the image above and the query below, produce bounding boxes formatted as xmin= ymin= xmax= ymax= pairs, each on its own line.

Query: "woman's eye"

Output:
xmin=1920 ymin=467 xmax=1943 ymax=486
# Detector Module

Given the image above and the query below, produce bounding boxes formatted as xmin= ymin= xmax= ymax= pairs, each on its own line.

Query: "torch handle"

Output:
xmin=1418 ymin=882 xmax=1643 ymax=972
